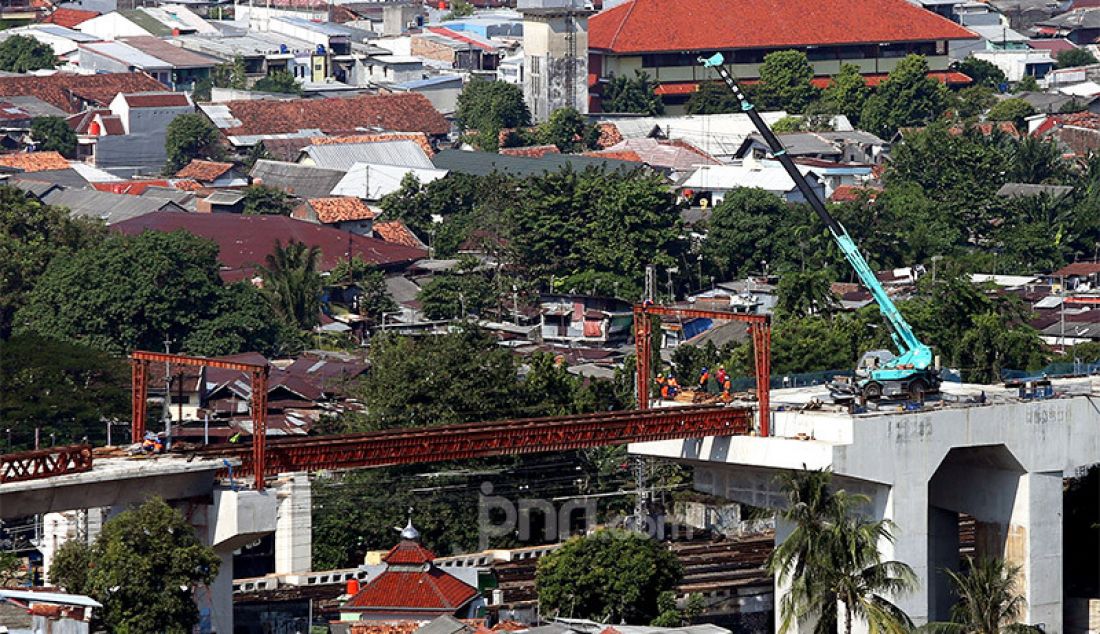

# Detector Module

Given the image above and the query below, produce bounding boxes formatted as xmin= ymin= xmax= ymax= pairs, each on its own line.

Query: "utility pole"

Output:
xmin=163 ymin=337 xmax=173 ymax=450
xmin=632 ymin=458 xmax=648 ymax=534
xmin=512 ymin=284 xmax=520 ymax=326
xmin=644 ymin=264 xmax=656 ymax=303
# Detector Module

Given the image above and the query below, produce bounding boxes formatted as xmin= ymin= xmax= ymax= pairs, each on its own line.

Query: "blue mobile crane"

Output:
xmin=700 ymin=52 xmax=940 ymax=402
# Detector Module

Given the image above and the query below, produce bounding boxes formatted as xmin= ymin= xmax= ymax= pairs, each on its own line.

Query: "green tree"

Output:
xmin=0 ymin=334 xmax=128 ymax=449
xmin=685 ymin=81 xmax=741 ymax=115
xmin=30 ymin=116 xmax=77 ymax=157
xmin=537 ymin=530 xmax=682 ymax=623
xmin=50 ymin=498 xmax=219 ymax=634
xmin=165 ymin=113 xmax=222 ymax=174
xmin=768 ymin=469 xmax=915 ymax=634
xmin=0 ymin=185 xmax=105 ymax=338
xmin=702 ymin=187 xmax=796 ymax=279
xmin=0 ymin=35 xmax=56 ymax=72
xmin=14 ymin=231 xmax=286 ymax=356
xmin=819 ymin=64 xmax=870 ymax=124
xmin=602 ymin=70 xmax=664 ymax=115
xmin=776 ymin=270 xmax=838 ymax=317
xmin=952 ymin=85 xmax=997 ymax=120
xmin=329 ymin=256 xmax=396 ymax=321
xmin=1014 ymin=75 xmax=1040 ymax=92
xmin=50 ymin=541 xmax=92 ymax=594
xmin=418 ymin=271 xmax=496 ymax=319
xmin=755 ymin=50 xmax=821 ymax=114
xmin=455 ymin=79 xmax=530 ymax=150
xmin=443 ymin=0 xmax=474 ymax=20
xmin=650 ymin=591 xmax=704 ymax=627
xmin=537 ymin=107 xmax=599 ymax=152
xmin=254 ymin=70 xmax=301 ymax=95
xmin=922 ymin=557 xmax=1040 ymax=633
xmin=241 ymin=183 xmax=294 ymax=215
xmin=259 ymin=240 xmax=323 ymax=330
xmin=957 ymin=312 xmax=1041 ymax=383
xmin=354 ymin=326 xmax=527 ymax=429
xmin=183 ymin=282 xmax=302 ymax=357
xmin=861 ymin=55 xmax=949 ymax=138
xmin=957 ymin=57 xmax=1007 ymax=88
xmin=211 ymin=55 xmax=247 ymax=89
xmin=987 ymin=98 xmax=1036 ymax=130
xmin=1056 ymin=47 xmax=1098 ymax=69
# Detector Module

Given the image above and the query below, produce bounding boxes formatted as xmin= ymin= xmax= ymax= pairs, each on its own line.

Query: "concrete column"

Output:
xmin=275 ymin=472 xmax=312 ymax=574
xmin=884 ymin=478 xmax=929 ymax=627
xmin=207 ymin=546 xmax=235 ymax=634
xmin=1012 ymin=471 xmax=1063 ymax=631
xmin=927 ymin=506 xmax=959 ymax=622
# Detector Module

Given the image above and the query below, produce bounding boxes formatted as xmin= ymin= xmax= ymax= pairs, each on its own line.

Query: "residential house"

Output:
xmin=431 ymin=148 xmax=640 ymax=177
xmin=679 ymin=159 xmax=826 ymax=205
xmin=584 ymin=138 xmax=720 ymax=180
xmin=195 ymin=190 xmax=246 ymax=213
xmin=1033 ymin=111 xmax=1100 ymax=155
xmin=0 ymin=24 xmax=100 ymax=63
xmin=175 ymin=159 xmax=248 ymax=187
xmin=113 ymin=212 xmax=427 ymax=281
xmin=0 ymin=97 xmax=66 ymax=142
xmin=539 ymin=294 xmax=633 ymax=345
xmin=264 ymin=16 xmax=354 ymax=83
xmin=950 ymin=23 xmax=1031 ymax=58
xmin=0 ymin=151 xmax=71 ymax=173
xmin=68 ymin=91 xmax=194 ymax=177
xmin=0 ymin=589 xmax=102 ymax=634
xmin=250 ymin=159 xmax=348 ymax=199
xmin=329 ymin=163 xmax=448 ymax=200
xmin=362 ymin=54 xmax=425 ymax=85
xmin=292 ymin=196 xmax=378 ymax=235
xmin=76 ymin=5 xmax=219 ymax=40
xmin=296 ymin=139 xmax=434 ymax=171
xmin=972 ymin=48 xmax=1056 ymax=80
xmin=373 ymin=220 xmax=426 ymax=250
xmin=17 ymin=183 xmax=188 ymax=224
xmin=382 ymin=75 xmax=464 ymax=115
xmin=987 ymin=0 xmax=1066 ymax=30
xmin=43 ymin=7 xmax=100 ymax=28
xmin=587 ymin=0 xmax=977 ymax=112
xmin=736 ymin=130 xmax=889 ymax=165
xmin=1034 ymin=7 xmax=1100 ymax=43
xmin=78 ymin=37 xmax=217 ymax=91
xmin=198 ymin=93 xmax=450 ymax=150
xmin=1014 ymin=89 xmax=1100 ymax=113
xmin=0 ymin=72 xmax=167 ymax=114
xmin=175 ymin=31 xmax=319 ymax=82
xmin=412 ymin=26 xmax=505 ymax=72
xmin=263 ymin=131 xmax=435 ymax=161
xmin=598 ymin=111 xmax=793 ymax=160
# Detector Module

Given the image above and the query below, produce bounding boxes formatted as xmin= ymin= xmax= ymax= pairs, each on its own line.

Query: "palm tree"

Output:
xmin=259 ymin=240 xmax=322 ymax=330
xmin=768 ymin=468 xmax=916 ymax=634
xmin=922 ymin=557 xmax=1041 ymax=634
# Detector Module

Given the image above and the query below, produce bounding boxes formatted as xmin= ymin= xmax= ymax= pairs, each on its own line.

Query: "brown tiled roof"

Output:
xmin=373 ymin=220 xmax=426 ymax=249
xmin=215 ymin=94 xmax=449 ymax=137
xmin=123 ymin=92 xmax=191 ymax=108
xmin=175 ymin=159 xmax=234 ymax=181
xmin=100 ymin=115 xmax=124 ymax=136
xmin=344 ymin=568 xmax=477 ymax=611
xmin=499 ymin=144 xmax=560 ymax=158
xmin=307 ymin=197 xmax=378 ymax=223
xmin=310 ymin=132 xmax=434 ymax=157
xmin=382 ymin=539 xmax=436 ymax=565
xmin=597 ymin=122 xmax=624 ymax=148
xmin=1054 ymin=262 xmax=1100 ymax=277
xmin=348 ymin=623 xmax=421 ymax=634
xmin=0 ymin=72 xmax=165 ymax=113
xmin=0 ymin=151 xmax=69 ymax=172
xmin=120 ymin=37 xmax=217 ymax=69
xmin=43 ymin=6 xmax=99 ymax=27
xmin=172 ymin=179 xmax=204 ymax=191
xmin=583 ymin=149 xmax=643 ymax=162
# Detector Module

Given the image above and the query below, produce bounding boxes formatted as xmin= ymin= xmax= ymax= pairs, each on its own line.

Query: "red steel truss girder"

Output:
xmin=130 ymin=350 xmax=269 ymax=490
xmin=633 ymin=304 xmax=771 ymax=436
xmin=0 ymin=445 xmax=93 ymax=484
xmin=192 ymin=405 xmax=752 ymax=477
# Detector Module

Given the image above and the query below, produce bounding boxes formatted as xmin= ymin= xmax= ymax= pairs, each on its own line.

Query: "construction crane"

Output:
xmin=699 ymin=52 xmax=940 ymax=402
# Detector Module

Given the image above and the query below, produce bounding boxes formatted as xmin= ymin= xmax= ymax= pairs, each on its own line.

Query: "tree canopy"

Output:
xmin=537 ymin=530 xmax=682 ymax=623
xmin=754 ymin=50 xmax=821 ymax=114
xmin=1056 ymin=48 xmax=1098 ymax=69
xmin=30 ymin=116 xmax=77 ymax=157
xmin=0 ymin=35 xmax=56 ymax=72
xmin=259 ymin=240 xmax=323 ymax=330
xmin=860 ymin=55 xmax=949 ymax=138
xmin=987 ymin=98 xmax=1036 ymax=130
xmin=819 ymin=64 xmax=871 ymax=124
xmin=15 ymin=231 xmax=295 ymax=356
xmin=254 ymin=70 xmax=302 ymax=95
xmin=455 ymin=79 xmax=530 ymax=150
xmin=50 ymin=498 xmax=219 ymax=634
xmin=956 ymin=57 xmax=1007 ymax=88
xmin=602 ymin=70 xmax=664 ymax=115
xmin=165 ymin=113 xmax=223 ymax=174
xmin=241 ymin=183 xmax=294 ymax=215
xmin=685 ymin=81 xmax=741 ymax=115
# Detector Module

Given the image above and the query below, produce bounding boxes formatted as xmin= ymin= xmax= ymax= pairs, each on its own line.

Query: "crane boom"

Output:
xmin=700 ymin=53 xmax=934 ymax=385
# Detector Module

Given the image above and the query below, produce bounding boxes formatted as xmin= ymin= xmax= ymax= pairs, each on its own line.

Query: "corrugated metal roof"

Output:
xmin=431 ymin=149 xmax=642 ymax=178
xmin=274 ymin=15 xmax=353 ymax=36
xmin=31 ymin=23 xmax=101 ymax=40
xmin=301 ymin=140 xmax=433 ymax=171
xmin=250 ymin=159 xmax=345 ymax=199
xmin=81 ymin=41 xmax=171 ymax=69
xmin=331 ymin=163 xmax=447 ymax=200
xmin=393 ymin=75 xmax=463 ymax=90
xmin=0 ymin=590 xmax=101 ymax=608
xmin=39 ymin=187 xmax=186 ymax=224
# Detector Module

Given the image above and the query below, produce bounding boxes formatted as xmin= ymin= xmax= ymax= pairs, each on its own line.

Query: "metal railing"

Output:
xmin=0 ymin=444 xmax=94 ymax=484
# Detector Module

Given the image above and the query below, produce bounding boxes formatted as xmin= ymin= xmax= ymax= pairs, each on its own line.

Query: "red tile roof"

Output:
xmin=344 ymin=568 xmax=478 ymax=611
xmin=829 ymin=184 xmax=882 ymax=203
xmin=214 ymin=94 xmax=449 ymax=137
xmin=119 ymin=37 xmax=216 ymax=69
xmin=113 ymin=213 xmax=426 ymax=281
xmin=373 ymin=220 xmax=426 ymax=249
xmin=43 ymin=6 xmax=98 ymax=27
xmin=1028 ymin=38 xmax=1078 ymax=54
xmin=499 ymin=144 xmax=560 ymax=158
xmin=175 ymin=159 xmax=235 ymax=181
xmin=1055 ymin=262 xmax=1100 ymax=277
xmin=597 ymin=122 xmax=624 ymax=148
xmin=349 ymin=623 xmax=422 ymax=634
xmin=123 ymin=92 xmax=191 ymax=108
xmin=583 ymin=149 xmax=643 ymax=162
xmin=310 ymin=132 xmax=434 ymax=156
xmin=590 ymin=0 xmax=977 ymax=54
xmin=0 ymin=151 xmax=69 ymax=172
xmin=92 ymin=179 xmax=172 ymax=195
xmin=0 ymin=72 xmax=166 ymax=113
xmin=306 ymin=197 xmax=378 ymax=223
xmin=172 ymin=179 xmax=204 ymax=191
xmin=382 ymin=539 xmax=436 ymax=565
xmin=99 ymin=115 xmax=124 ymax=136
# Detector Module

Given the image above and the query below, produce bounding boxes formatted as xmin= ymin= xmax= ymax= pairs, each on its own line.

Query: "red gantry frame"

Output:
xmin=633 ymin=304 xmax=771 ymax=436
xmin=130 ymin=350 xmax=269 ymax=490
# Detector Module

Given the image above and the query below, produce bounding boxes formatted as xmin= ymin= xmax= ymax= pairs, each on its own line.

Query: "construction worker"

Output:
xmin=657 ymin=374 xmax=669 ymax=400
xmin=698 ymin=367 xmax=710 ymax=391
xmin=716 ymin=366 xmax=730 ymax=397
xmin=667 ymin=375 xmax=680 ymax=398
